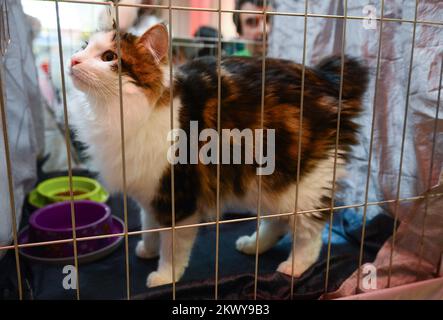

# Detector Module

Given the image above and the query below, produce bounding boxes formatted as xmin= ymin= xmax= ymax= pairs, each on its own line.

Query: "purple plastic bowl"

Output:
xmin=26 ymin=201 xmax=116 ymax=259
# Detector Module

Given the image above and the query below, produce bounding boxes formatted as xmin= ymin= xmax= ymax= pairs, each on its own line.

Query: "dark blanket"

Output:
xmin=0 ymin=170 xmax=394 ymax=300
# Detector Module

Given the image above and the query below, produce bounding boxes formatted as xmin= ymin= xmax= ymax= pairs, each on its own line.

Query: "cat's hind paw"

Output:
xmin=276 ymin=260 xmax=307 ymax=278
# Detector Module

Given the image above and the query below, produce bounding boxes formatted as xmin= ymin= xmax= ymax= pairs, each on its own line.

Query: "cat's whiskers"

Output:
xmin=76 ymin=68 xmax=119 ymax=101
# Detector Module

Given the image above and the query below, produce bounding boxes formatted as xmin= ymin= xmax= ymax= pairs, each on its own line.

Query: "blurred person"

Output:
xmin=193 ymin=26 xmax=220 ymax=58
xmin=232 ymin=0 xmax=273 ymax=57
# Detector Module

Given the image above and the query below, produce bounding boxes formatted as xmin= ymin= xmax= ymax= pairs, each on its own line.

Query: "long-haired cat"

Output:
xmin=69 ymin=24 xmax=368 ymax=288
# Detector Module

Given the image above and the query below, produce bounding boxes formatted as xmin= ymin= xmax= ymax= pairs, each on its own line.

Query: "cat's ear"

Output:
xmin=139 ymin=24 xmax=169 ymax=63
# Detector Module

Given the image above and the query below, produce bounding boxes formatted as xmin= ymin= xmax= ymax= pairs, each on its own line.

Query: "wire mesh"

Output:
xmin=113 ymin=1 xmax=132 ymax=300
xmin=387 ymin=0 xmax=419 ymax=288
xmin=214 ymin=0 xmax=222 ymax=300
xmin=0 ymin=0 xmax=441 ymax=300
xmin=0 ymin=0 xmax=22 ymax=299
xmin=53 ymin=0 xmax=81 ymax=299
xmin=323 ymin=0 xmax=348 ymax=293
xmin=167 ymin=0 xmax=177 ymax=300
xmin=290 ymin=0 xmax=309 ymax=299
xmin=356 ymin=0 xmax=385 ymax=294
xmin=251 ymin=0 xmax=268 ymax=300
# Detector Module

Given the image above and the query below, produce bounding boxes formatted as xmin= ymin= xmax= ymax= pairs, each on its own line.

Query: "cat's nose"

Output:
xmin=71 ymin=58 xmax=81 ymax=67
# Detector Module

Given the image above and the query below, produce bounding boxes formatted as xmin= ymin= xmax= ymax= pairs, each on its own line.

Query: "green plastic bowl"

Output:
xmin=28 ymin=176 xmax=109 ymax=208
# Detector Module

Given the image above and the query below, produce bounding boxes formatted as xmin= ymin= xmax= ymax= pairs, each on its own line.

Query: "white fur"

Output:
xmin=146 ymin=214 xmax=199 ymax=287
xmin=233 ymin=153 xmax=346 ymax=277
xmin=136 ymin=207 xmax=160 ymax=259
xmin=69 ymin=31 xmax=348 ymax=287
xmin=69 ymin=32 xmax=175 ymax=206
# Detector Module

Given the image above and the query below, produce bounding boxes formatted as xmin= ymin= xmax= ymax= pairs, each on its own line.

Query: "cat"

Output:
xmin=69 ymin=23 xmax=368 ymax=288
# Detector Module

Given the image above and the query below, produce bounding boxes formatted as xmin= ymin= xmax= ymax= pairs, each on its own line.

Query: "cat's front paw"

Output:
xmin=135 ymin=240 xmax=158 ymax=259
xmin=276 ymin=260 xmax=307 ymax=278
xmin=146 ymin=271 xmax=173 ymax=288
xmin=236 ymin=235 xmax=257 ymax=255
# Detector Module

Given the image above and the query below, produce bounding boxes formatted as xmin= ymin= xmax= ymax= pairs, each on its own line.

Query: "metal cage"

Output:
xmin=1 ymin=0 xmax=443 ymax=300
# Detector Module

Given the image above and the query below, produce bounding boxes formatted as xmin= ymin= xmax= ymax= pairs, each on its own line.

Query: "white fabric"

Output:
xmin=0 ymin=0 xmax=43 ymax=260
xmin=270 ymin=0 xmax=443 ymax=297
xmin=269 ymin=0 xmax=443 ymax=219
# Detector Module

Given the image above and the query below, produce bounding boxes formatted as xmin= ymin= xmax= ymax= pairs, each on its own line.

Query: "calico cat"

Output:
xmin=69 ymin=24 xmax=368 ymax=288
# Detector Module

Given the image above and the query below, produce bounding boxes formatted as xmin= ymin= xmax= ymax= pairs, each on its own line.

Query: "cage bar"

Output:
xmin=54 ymin=0 xmax=81 ymax=300
xmin=324 ymin=0 xmax=348 ymax=293
xmin=30 ymin=0 xmax=443 ymax=27
xmin=417 ymin=57 xmax=443 ymax=270
xmin=214 ymin=0 xmax=222 ymax=300
xmin=113 ymin=1 xmax=132 ymax=300
xmin=1 ymin=192 xmax=442 ymax=253
xmin=252 ymin=0 xmax=269 ymax=300
xmin=356 ymin=0 xmax=385 ymax=293
xmin=290 ymin=0 xmax=309 ymax=299
xmin=387 ymin=0 xmax=419 ymax=288
xmin=167 ymin=0 xmax=177 ymax=300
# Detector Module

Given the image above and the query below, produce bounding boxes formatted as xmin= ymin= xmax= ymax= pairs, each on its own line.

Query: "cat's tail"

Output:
xmin=315 ymin=55 xmax=369 ymax=101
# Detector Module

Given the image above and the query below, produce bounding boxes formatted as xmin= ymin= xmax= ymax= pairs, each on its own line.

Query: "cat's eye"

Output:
xmin=102 ymin=50 xmax=117 ymax=62
xmin=245 ymin=15 xmax=271 ymax=28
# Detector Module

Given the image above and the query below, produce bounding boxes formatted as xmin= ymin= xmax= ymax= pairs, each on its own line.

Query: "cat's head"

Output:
xmin=70 ymin=24 xmax=169 ymax=103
